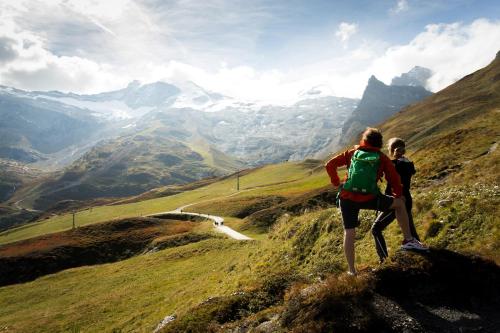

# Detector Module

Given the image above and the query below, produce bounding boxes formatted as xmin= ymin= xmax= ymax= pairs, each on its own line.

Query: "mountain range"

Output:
xmin=0 ymin=66 xmax=432 ymax=211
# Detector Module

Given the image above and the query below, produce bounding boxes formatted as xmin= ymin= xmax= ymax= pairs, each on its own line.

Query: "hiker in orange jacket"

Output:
xmin=325 ymin=128 xmax=427 ymax=275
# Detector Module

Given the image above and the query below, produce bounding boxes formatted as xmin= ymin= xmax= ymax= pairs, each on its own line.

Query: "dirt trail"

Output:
xmin=148 ymin=204 xmax=252 ymax=241
xmin=144 ymin=186 xmax=257 ymax=240
xmin=13 ymin=198 xmax=42 ymax=213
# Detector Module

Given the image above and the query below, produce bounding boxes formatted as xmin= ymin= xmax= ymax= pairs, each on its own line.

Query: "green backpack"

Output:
xmin=343 ymin=150 xmax=381 ymax=195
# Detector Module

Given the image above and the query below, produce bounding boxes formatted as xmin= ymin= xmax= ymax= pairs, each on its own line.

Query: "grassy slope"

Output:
xmin=0 ymin=238 xmax=259 ymax=333
xmin=0 ymin=218 xmax=194 ymax=258
xmin=187 ymin=140 xmax=243 ymax=174
xmin=19 ymin=123 xmax=245 ymax=210
xmin=0 ymin=161 xmax=330 ymax=245
xmin=0 ymin=161 xmax=332 ymax=332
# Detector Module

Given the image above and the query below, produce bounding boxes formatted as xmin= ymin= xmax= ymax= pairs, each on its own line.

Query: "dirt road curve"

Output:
xmin=147 ymin=207 xmax=252 ymax=241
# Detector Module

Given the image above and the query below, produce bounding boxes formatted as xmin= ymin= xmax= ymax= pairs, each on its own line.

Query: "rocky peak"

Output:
xmin=391 ymin=66 xmax=432 ymax=88
xmin=338 ymin=73 xmax=433 ymax=146
xmin=368 ymin=75 xmax=384 ymax=85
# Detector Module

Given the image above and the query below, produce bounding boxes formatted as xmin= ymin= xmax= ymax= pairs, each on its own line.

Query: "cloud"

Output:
xmin=335 ymin=22 xmax=358 ymax=43
xmin=0 ymin=0 xmax=279 ymax=91
xmin=0 ymin=1 xmax=499 ymax=105
xmin=129 ymin=60 xmax=294 ymax=104
xmin=2 ymin=55 xmax=120 ymax=93
xmin=0 ymin=14 xmax=125 ymax=93
xmin=0 ymin=36 xmax=19 ymax=63
xmin=391 ymin=0 xmax=409 ymax=14
xmin=370 ymin=19 xmax=500 ymax=92
xmin=258 ymin=18 xmax=500 ymax=100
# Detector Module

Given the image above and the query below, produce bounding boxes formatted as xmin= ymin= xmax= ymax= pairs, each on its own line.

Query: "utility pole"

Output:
xmin=72 ymin=211 xmax=76 ymax=230
xmin=236 ymin=170 xmax=240 ymax=191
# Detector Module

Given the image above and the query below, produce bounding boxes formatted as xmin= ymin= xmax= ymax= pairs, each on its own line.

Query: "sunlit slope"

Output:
xmin=23 ymin=124 xmax=245 ymax=210
xmin=0 ymin=238 xmax=258 ymax=333
xmin=187 ymin=140 xmax=243 ymax=174
xmin=380 ymin=51 xmax=500 ymax=186
xmin=0 ymin=160 xmax=331 ymax=244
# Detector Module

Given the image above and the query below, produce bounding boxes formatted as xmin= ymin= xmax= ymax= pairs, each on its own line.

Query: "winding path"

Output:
xmin=13 ymin=198 xmax=42 ymax=213
xmin=147 ymin=204 xmax=252 ymax=241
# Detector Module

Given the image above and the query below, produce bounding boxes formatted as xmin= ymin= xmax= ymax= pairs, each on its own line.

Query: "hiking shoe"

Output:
xmin=401 ymin=238 xmax=429 ymax=251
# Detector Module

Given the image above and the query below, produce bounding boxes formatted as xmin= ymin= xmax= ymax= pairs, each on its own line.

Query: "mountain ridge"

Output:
xmin=339 ymin=73 xmax=433 ymax=149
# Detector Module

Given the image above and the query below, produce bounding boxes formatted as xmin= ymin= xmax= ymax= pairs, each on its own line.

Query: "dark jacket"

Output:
xmin=385 ymin=157 xmax=416 ymax=198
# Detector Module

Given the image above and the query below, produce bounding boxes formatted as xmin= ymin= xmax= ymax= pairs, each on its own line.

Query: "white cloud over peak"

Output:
xmin=335 ymin=22 xmax=358 ymax=43
xmin=370 ymin=18 xmax=500 ymax=92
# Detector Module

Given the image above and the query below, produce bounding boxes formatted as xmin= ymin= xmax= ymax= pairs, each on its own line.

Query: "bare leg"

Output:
xmin=390 ymin=197 xmax=412 ymax=240
xmin=344 ymin=228 xmax=356 ymax=274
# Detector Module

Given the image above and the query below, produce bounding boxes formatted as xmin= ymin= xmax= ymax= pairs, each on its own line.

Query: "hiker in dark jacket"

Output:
xmin=325 ymin=128 xmax=427 ymax=276
xmin=371 ymin=138 xmax=420 ymax=263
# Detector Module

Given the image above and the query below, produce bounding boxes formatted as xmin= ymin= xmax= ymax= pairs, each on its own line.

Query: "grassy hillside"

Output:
xmin=0 ymin=160 xmax=44 ymax=231
xmin=0 ymin=217 xmax=215 ymax=286
xmin=20 ymin=125 xmax=244 ymax=210
xmin=0 ymin=238 xmax=260 ymax=332
xmin=0 ymin=160 xmax=331 ymax=245
xmin=0 ymin=160 xmax=42 ymax=203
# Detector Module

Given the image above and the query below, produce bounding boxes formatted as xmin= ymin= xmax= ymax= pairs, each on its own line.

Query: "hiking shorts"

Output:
xmin=339 ymin=194 xmax=394 ymax=229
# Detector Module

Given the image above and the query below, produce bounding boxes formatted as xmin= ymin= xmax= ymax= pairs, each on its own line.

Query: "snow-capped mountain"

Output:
xmin=23 ymin=80 xmax=263 ymax=119
xmin=0 ymin=80 xmax=360 ymax=170
xmin=198 ymin=96 xmax=359 ymax=165
xmin=0 ymin=77 xmax=361 ymax=168
xmin=27 ymin=81 xmax=179 ymax=120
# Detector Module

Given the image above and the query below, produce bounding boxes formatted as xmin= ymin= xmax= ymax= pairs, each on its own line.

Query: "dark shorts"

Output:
xmin=340 ymin=194 xmax=394 ymax=229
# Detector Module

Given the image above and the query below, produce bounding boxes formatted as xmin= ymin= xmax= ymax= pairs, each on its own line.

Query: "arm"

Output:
xmin=325 ymin=150 xmax=350 ymax=187
xmin=381 ymin=155 xmax=403 ymax=197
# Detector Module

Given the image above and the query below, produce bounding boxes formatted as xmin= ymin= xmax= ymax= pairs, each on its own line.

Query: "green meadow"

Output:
xmin=0 ymin=161 xmax=331 ymax=245
xmin=0 ymin=237 xmax=261 ymax=332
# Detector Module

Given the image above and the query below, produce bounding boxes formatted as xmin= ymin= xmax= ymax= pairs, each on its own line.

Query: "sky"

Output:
xmin=0 ymin=0 xmax=500 ymax=103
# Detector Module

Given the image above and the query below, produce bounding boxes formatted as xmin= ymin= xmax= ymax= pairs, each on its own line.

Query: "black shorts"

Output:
xmin=339 ymin=194 xmax=394 ymax=229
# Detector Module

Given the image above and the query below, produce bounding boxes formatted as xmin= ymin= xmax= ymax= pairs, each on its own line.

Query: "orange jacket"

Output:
xmin=325 ymin=141 xmax=403 ymax=202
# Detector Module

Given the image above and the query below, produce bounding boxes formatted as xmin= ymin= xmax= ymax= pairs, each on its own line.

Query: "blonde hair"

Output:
xmin=387 ymin=137 xmax=406 ymax=157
